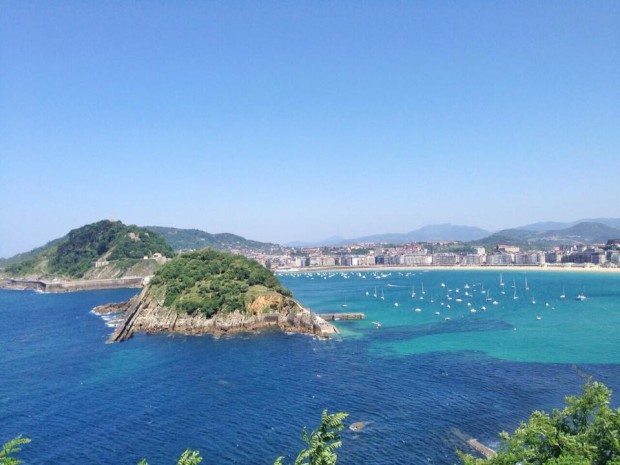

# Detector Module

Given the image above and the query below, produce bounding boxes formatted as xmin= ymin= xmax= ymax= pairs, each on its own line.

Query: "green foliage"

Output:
xmin=0 ymin=436 xmax=30 ymax=465
xmin=274 ymin=410 xmax=348 ymax=465
xmin=138 ymin=449 xmax=203 ymax=465
xmin=459 ymin=380 xmax=620 ymax=465
xmin=4 ymin=220 xmax=174 ymax=278
xmin=149 ymin=249 xmax=291 ymax=317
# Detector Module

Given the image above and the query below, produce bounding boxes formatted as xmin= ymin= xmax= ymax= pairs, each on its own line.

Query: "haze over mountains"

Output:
xmin=289 ymin=218 xmax=620 ymax=247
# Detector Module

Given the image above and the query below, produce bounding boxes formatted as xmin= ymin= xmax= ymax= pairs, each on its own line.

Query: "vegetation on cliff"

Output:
xmin=3 ymin=220 xmax=174 ymax=279
xmin=459 ymin=380 xmax=620 ymax=465
xmin=148 ymin=249 xmax=291 ymax=317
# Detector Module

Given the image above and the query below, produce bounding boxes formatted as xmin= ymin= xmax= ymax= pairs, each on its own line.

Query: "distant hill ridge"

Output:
xmin=288 ymin=223 xmax=491 ymax=247
xmin=145 ymin=226 xmax=284 ymax=253
xmin=472 ymin=221 xmax=620 ymax=248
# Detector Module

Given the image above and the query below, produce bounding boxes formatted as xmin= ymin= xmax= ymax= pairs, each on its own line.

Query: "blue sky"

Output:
xmin=1 ymin=1 xmax=619 ymax=256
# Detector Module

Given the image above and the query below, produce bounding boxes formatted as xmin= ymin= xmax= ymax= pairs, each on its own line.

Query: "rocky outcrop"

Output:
xmin=106 ymin=288 xmax=338 ymax=343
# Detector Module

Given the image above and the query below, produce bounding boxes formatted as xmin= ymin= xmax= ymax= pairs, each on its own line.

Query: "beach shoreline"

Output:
xmin=275 ymin=264 xmax=620 ymax=274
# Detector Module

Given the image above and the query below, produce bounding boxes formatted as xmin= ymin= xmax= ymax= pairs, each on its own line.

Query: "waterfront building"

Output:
xmin=487 ymin=252 xmax=514 ymax=266
xmin=432 ymin=253 xmax=460 ymax=266
xmin=462 ymin=253 xmax=486 ymax=265
xmin=402 ymin=253 xmax=432 ymax=266
xmin=496 ymin=244 xmax=520 ymax=254
xmin=515 ymin=252 xmax=545 ymax=266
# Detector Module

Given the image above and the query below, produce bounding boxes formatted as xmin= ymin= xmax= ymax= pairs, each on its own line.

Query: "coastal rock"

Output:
xmin=106 ymin=288 xmax=337 ymax=343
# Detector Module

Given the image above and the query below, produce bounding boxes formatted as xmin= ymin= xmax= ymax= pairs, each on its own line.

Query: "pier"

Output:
xmin=319 ymin=312 xmax=365 ymax=321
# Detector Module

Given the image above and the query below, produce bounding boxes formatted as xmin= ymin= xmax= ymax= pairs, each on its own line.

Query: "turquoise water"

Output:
xmin=0 ymin=270 xmax=618 ymax=464
xmin=280 ymin=269 xmax=620 ymax=364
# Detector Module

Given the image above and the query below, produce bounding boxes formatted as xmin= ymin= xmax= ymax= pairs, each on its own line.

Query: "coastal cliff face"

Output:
xmin=100 ymin=286 xmax=337 ymax=342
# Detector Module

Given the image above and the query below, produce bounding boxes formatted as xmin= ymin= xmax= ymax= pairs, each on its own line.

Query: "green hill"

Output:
xmin=148 ymin=248 xmax=291 ymax=317
xmin=145 ymin=226 xmax=285 ymax=254
xmin=2 ymin=220 xmax=175 ymax=279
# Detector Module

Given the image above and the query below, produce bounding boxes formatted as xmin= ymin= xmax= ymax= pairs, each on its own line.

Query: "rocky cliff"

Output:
xmin=98 ymin=287 xmax=338 ymax=343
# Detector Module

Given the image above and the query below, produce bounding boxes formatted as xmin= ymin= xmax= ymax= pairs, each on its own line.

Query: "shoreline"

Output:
xmin=0 ymin=276 xmax=145 ymax=293
xmin=275 ymin=264 xmax=620 ymax=274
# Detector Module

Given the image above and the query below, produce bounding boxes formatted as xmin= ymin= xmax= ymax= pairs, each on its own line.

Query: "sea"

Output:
xmin=1 ymin=269 xmax=619 ymax=464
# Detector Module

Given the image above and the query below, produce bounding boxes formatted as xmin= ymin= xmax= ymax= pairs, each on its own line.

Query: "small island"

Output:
xmin=96 ymin=249 xmax=338 ymax=342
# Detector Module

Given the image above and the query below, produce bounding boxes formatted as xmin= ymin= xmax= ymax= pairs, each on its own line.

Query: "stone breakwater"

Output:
xmin=0 ymin=277 xmax=145 ymax=293
xmin=97 ymin=288 xmax=339 ymax=343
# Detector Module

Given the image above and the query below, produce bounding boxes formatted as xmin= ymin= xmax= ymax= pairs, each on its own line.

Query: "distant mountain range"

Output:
xmin=288 ymin=218 xmax=620 ymax=247
xmin=287 ymin=224 xmax=491 ymax=247
xmin=472 ymin=222 xmax=620 ymax=248
xmin=145 ymin=226 xmax=285 ymax=254
xmin=515 ymin=218 xmax=620 ymax=232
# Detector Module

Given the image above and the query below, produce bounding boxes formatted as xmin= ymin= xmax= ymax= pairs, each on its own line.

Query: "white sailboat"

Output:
xmin=373 ymin=287 xmax=377 ymax=298
xmin=513 ymin=280 xmax=519 ymax=300
xmin=499 ymin=273 xmax=505 ymax=287
xmin=421 ymin=282 xmax=425 ymax=295
xmin=380 ymin=288 xmax=385 ymax=300
xmin=560 ymin=286 xmax=566 ymax=299
xmin=525 ymin=276 xmax=529 ymax=291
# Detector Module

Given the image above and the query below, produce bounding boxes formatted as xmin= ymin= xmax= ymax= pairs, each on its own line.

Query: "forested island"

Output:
xmin=98 ymin=249 xmax=337 ymax=341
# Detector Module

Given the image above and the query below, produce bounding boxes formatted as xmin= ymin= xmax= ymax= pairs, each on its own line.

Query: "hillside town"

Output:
xmin=250 ymin=240 xmax=620 ymax=271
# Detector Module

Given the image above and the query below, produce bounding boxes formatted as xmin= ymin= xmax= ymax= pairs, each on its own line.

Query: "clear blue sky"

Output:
xmin=1 ymin=1 xmax=619 ymax=256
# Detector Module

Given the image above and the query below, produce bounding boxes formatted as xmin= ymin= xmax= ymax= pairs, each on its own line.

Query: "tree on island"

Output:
xmin=3 ymin=382 xmax=619 ymax=464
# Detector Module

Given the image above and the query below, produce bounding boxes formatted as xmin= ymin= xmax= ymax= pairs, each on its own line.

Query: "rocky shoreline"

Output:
xmin=94 ymin=287 xmax=338 ymax=343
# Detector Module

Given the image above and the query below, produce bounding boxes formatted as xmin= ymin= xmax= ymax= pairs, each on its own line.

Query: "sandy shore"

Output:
xmin=276 ymin=265 xmax=620 ymax=274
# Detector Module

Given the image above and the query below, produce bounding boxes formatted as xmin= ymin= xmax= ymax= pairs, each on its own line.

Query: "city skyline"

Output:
xmin=2 ymin=2 xmax=619 ymax=256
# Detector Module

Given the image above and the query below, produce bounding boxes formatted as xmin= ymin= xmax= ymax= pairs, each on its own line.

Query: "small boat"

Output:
xmin=421 ymin=282 xmax=426 ymax=295
xmin=481 ymin=306 xmax=486 ymax=311
xmin=380 ymin=289 xmax=385 ymax=300
xmin=455 ymin=298 xmax=463 ymax=303
xmin=365 ymin=290 xmax=369 ymax=296
xmin=373 ymin=287 xmax=377 ymax=298
xmin=470 ymin=308 xmax=477 ymax=313
xmin=560 ymin=287 xmax=566 ymax=299
xmin=414 ymin=308 xmax=422 ymax=312
xmin=464 ymin=284 xmax=470 ymax=289
xmin=444 ymin=317 xmax=451 ymax=321
xmin=576 ymin=293 xmax=586 ymax=301
xmin=394 ymin=302 xmax=399 ymax=307
xmin=513 ymin=282 xmax=519 ymax=300
xmin=531 ymin=295 xmax=536 ymax=305
xmin=525 ymin=276 xmax=529 ymax=291
xmin=499 ymin=273 xmax=505 ymax=287
xmin=411 ymin=285 xmax=416 ymax=298
xmin=372 ymin=321 xmax=381 ymax=328
xmin=492 ymin=300 xmax=499 ymax=305
xmin=536 ymin=316 xmax=542 ymax=320
xmin=441 ymin=282 xmax=446 ymax=287
xmin=434 ymin=311 xmax=440 ymax=315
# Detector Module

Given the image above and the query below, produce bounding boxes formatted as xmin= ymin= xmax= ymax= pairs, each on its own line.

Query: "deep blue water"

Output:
xmin=1 ymin=270 xmax=619 ymax=464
